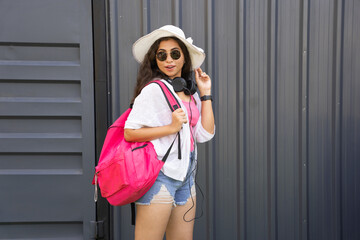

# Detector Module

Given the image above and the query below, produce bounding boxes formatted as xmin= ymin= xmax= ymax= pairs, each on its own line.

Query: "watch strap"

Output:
xmin=200 ymin=95 xmax=213 ymax=101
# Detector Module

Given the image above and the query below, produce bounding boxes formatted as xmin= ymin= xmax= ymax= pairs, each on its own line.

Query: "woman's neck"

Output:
xmin=176 ymin=91 xmax=191 ymax=102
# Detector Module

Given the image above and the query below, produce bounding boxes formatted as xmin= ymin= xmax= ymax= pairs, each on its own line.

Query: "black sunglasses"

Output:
xmin=156 ymin=49 xmax=181 ymax=61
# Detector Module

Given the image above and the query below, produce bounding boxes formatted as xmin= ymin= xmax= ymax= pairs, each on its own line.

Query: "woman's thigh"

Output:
xmin=166 ymin=194 xmax=196 ymax=240
xmin=135 ymin=203 xmax=173 ymax=240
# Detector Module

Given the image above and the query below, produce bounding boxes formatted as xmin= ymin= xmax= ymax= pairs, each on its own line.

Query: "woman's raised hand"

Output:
xmin=195 ymin=68 xmax=212 ymax=96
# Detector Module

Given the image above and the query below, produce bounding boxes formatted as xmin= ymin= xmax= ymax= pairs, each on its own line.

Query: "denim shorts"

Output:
xmin=135 ymin=152 xmax=196 ymax=206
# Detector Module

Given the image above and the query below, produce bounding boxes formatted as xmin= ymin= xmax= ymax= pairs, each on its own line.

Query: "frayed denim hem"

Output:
xmin=174 ymin=201 xmax=187 ymax=206
xmin=135 ymin=202 xmax=151 ymax=206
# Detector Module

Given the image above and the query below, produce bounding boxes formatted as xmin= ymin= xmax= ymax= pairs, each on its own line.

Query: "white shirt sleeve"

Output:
xmin=124 ymin=83 xmax=172 ymax=129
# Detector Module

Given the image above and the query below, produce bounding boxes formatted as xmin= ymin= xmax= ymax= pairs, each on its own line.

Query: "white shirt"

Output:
xmin=124 ymin=79 xmax=215 ymax=181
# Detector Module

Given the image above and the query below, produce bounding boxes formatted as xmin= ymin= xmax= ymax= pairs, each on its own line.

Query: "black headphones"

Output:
xmin=170 ymin=77 xmax=197 ymax=95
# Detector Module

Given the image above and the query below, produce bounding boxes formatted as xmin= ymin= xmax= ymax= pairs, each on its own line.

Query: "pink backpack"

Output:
xmin=93 ymin=80 xmax=180 ymax=206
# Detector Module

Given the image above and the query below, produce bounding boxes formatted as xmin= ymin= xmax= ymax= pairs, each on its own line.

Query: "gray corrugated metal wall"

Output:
xmin=108 ymin=0 xmax=360 ymax=239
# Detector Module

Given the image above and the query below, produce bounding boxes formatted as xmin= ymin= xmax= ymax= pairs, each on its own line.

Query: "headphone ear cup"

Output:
xmin=186 ymin=80 xmax=197 ymax=95
xmin=172 ymin=77 xmax=187 ymax=92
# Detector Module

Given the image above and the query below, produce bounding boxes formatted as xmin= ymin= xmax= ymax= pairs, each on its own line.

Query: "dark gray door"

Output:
xmin=0 ymin=0 xmax=95 ymax=239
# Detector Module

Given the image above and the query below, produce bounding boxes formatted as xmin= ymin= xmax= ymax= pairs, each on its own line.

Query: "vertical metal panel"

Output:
xmin=275 ymin=0 xmax=302 ymax=239
xmin=307 ymin=0 xmax=341 ymax=239
xmin=215 ymin=0 xmax=237 ymax=237
xmin=108 ymin=0 xmax=360 ymax=239
xmin=341 ymin=0 xmax=360 ymax=239
xmin=0 ymin=0 xmax=95 ymax=239
xmin=243 ymin=1 xmax=270 ymax=239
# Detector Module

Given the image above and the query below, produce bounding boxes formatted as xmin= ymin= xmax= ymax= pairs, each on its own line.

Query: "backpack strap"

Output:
xmin=131 ymin=202 xmax=136 ymax=225
xmin=150 ymin=80 xmax=182 ymax=161
xmin=149 ymin=80 xmax=181 ymax=112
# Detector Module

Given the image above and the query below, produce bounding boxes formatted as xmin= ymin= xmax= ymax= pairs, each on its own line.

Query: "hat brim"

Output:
xmin=132 ymin=29 xmax=205 ymax=69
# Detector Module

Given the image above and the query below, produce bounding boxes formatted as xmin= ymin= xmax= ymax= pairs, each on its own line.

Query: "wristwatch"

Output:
xmin=200 ymin=95 xmax=213 ymax=101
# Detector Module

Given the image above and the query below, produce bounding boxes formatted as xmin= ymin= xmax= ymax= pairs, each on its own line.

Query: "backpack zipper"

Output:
xmin=132 ymin=144 xmax=148 ymax=151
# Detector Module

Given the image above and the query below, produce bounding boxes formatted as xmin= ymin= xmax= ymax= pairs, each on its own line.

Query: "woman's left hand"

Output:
xmin=195 ymin=68 xmax=211 ymax=96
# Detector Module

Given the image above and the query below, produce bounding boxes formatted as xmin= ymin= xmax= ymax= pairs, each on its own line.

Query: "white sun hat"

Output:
xmin=132 ymin=25 xmax=206 ymax=69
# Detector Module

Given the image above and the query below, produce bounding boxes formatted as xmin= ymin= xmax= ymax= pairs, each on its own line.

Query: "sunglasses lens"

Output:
xmin=156 ymin=50 xmax=181 ymax=61
xmin=156 ymin=52 xmax=167 ymax=61
xmin=170 ymin=50 xmax=181 ymax=60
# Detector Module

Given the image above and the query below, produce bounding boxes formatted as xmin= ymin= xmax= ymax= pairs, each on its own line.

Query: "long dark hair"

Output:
xmin=131 ymin=37 xmax=192 ymax=103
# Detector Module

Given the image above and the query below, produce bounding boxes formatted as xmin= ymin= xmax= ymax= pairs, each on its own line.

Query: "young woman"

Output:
xmin=124 ymin=25 xmax=215 ymax=240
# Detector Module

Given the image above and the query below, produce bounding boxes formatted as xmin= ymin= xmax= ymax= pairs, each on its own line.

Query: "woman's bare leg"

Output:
xmin=135 ymin=203 xmax=173 ymax=240
xmin=165 ymin=197 xmax=196 ymax=240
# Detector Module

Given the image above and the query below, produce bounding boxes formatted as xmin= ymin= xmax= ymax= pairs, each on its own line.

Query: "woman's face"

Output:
xmin=156 ymin=39 xmax=185 ymax=79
